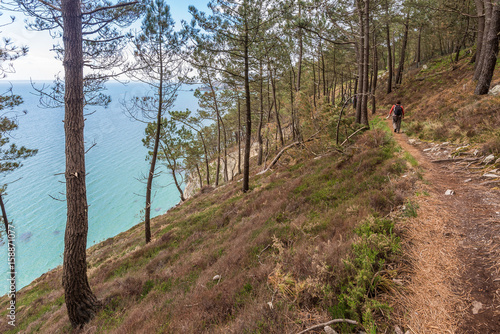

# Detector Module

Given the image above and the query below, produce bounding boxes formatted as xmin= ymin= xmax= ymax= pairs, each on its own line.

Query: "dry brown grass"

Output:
xmin=377 ymin=55 xmax=500 ymax=144
xmin=0 ymin=120 xmax=418 ymax=333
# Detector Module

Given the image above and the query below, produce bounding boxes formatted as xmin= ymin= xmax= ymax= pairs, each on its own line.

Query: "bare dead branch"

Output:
xmin=340 ymin=126 xmax=368 ymax=146
xmin=81 ymin=2 xmax=138 ymax=16
xmin=37 ymin=0 xmax=62 ymax=12
xmin=296 ymin=319 xmax=358 ymax=334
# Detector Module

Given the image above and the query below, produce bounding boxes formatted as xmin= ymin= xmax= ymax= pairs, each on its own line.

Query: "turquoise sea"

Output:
xmin=0 ymin=81 xmax=198 ymax=293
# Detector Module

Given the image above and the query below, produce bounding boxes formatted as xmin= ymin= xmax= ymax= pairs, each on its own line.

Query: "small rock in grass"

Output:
xmin=472 ymin=300 xmax=483 ymax=314
xmin=393 ymin=278 xmax=404 ymax=285
xmin=394 ymin=326 xmax=404 ymax=334
xmin=445 ymin=189 xmax=455 ymax=196
xmin=213 ymin=275 xmax=221 ymax=281
xmin=489 ymin=84 xmax=500 ymax=96
xmin=464 ymin=178 xmax=472 ymax=183
xmin=455 ymin=145 xmax=469 ymax=151
xmin=483 ymin=154 xmax=495 ymax=164
xmin=324 ymin=326 xmax=337 ymax=334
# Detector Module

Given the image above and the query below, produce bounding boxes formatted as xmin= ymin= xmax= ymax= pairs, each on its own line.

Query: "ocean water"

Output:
xmin=0 ymin=81 xmax=198 ymax=293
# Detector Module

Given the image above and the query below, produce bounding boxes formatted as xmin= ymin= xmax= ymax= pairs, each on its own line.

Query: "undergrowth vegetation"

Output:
xmin=378 ymin=51 xmax=500 ymax=150
xmin=0 ymin=113 xmax=417 ymax=333
xmin=4 ymin=49 xmax=495 ymax=334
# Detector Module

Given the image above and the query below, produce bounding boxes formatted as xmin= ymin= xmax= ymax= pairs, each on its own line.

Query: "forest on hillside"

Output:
xmin=1 ymin=0 xmax=500 ymax=330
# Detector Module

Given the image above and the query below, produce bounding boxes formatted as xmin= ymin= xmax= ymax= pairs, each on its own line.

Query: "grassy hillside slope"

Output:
xmin=0 ymin=117 xmax=418 ymax=333
xmin=2 ymin=51 xmax=499 ymax=333
xmin=378 ymin=54 xmax=500 ymax=152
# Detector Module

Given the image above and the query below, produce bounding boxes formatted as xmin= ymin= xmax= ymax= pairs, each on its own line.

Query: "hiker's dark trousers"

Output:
xmin=392 ymin=115 xmax=402 ymax=133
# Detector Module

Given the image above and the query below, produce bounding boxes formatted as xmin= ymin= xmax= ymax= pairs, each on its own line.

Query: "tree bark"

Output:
xmin=268 ymin=63 xmax=284 ymax=146
xmin=296 ymin=3 xmax=303 ymax=93
xmin=61 ymin=0 xmax=99 ymax=327
xmin=372 ymin=30 xmax=378 ymax=114
xmin=360 ymin=0 xmax=370 ymax=125
xmin=475 ymin=2 xmax=500 ymax=95
xmin=355 ymin=0 xmax=369 ymax=125
xmin=160 ymin=144 xmax=185 ymax=201
xmin=355 ymin=19 xmax=363 ymax=122
xmin=472 ymin=0 xmax=485 ymax=66
xmin=206 ymin=74 xmax=221 ymax=186
xmin=416 ymin=25 xmax=422 ymax=67
xmin=395 ymin=13 xmax=409 ymax=85
xmin=144 ymin=36 xmax=166 ymax=244
xmin=243 ymin=8 xmax=251 ymax=193
xmin=475 ymin=0 xmax=492 ymax=80
xmin=201 ymin=133 xmax=210 ymax=185
xmin=258 ymin=61 xmax=264 ymax=165
xmin=455 ymin=14 xmax=470 ymax=63
xmin=237 ymin=93 xmax=242 ymax=175
xmin=220 ymin=116 xmax=229 ymax=182
xmin=195 ymin=163 xmax=203 ymax=188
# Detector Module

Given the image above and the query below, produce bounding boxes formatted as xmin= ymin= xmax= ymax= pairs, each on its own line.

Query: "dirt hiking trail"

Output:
xmin=389 ymin=124 xmax=500 ymax=333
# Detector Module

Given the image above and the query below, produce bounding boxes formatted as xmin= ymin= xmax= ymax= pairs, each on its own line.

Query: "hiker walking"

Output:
xmin=387 ymin=101 xmax=404 ymax=133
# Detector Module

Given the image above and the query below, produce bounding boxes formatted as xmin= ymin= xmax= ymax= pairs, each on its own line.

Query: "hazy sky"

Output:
xmin=1 ymin=1 xmax=208 ymax=81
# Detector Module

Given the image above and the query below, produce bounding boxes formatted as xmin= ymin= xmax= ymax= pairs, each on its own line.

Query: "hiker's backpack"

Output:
xmin=394 ymin=105 xmax=403 ymax=116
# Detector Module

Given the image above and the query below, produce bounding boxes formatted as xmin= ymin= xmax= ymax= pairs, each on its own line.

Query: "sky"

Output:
xmin=0 ymin=1 xmax=209 ymax=81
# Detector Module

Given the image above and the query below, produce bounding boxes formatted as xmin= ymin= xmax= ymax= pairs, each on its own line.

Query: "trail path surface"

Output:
xmin=390 ymin=126 xmax=500 ymax=333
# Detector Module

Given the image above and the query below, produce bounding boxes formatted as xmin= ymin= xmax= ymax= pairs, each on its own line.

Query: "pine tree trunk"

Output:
xmin=196 ymin=164 xmax=203 ymax=188
xmin=207 ymin=75 xmax=221 ymax=186
xmin=372 ymin=31 xmax=378 ymax=114
xmin=475 ymin=0 xmax=492 ymax=80
xmin=220 ymin=116 xmax=229 ymax=182
xmin=296 ymin=4 xmax=303 ymax=93
xmin=243 ymin=16 xmax=251 ymax=193
xmin=258 ymin=61 xmax=264 ymax=165
xmin=360 ymin=0 xmax=370 ymax=125
xmin=312 ymin=56 xmax=317 ymax=109
xmin=237 ymin=92 xmax=241 ymax=175
xmin=144 ymin=44 xmax=164 ymax=244
xmin=355 ymin=25 xmax=363 ymax=123
xmin=455 ymin=15 xmax=470 ymax=63
xmin=416 ymin=26 xmax=422 ymax=67
xmin=395 ymin=14 xmax=409 ymax=85
xmin=269 ymin=64 xmax=284 ymax=146
xmin=472 ymin=0 xmax=485 ymax=65
xmin=321 ymin=47 xmax=327 ymax=98
xmin=61 ymin=0 xmax=99 ymax=327
xmin=161 ymin=145 xmax=185 ymax=202
xmin=200 ymin=133 xmax=210 ymax=185
xmin=475 ymin=3 xmax=500 ymax=95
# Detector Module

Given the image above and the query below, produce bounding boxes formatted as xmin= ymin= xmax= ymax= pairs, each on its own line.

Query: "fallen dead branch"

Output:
xmin=431 ymin=158 xmax=465 ymax=163
xmin=432 ymin=157 xmax=480 ymax=163
xmin=336 ymin=94 xmax=356 ymax=145
xmin=340 ymin=126 xmax=368 ymax=146
xmin=415 ymin=69 xmax=450 ymax=81
xmin=296 ymin=318 xmax=358 ymax=334
xmin=259 ymin=130 xmax=321 ymax=174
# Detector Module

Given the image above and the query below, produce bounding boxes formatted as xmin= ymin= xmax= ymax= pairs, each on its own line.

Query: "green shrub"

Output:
xmin=335 ymin=216 xmax=400 ymax=331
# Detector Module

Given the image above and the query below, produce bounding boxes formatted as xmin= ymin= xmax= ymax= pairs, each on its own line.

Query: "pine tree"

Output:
xmin=10 ymin=0 xmax=140 ymax=327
